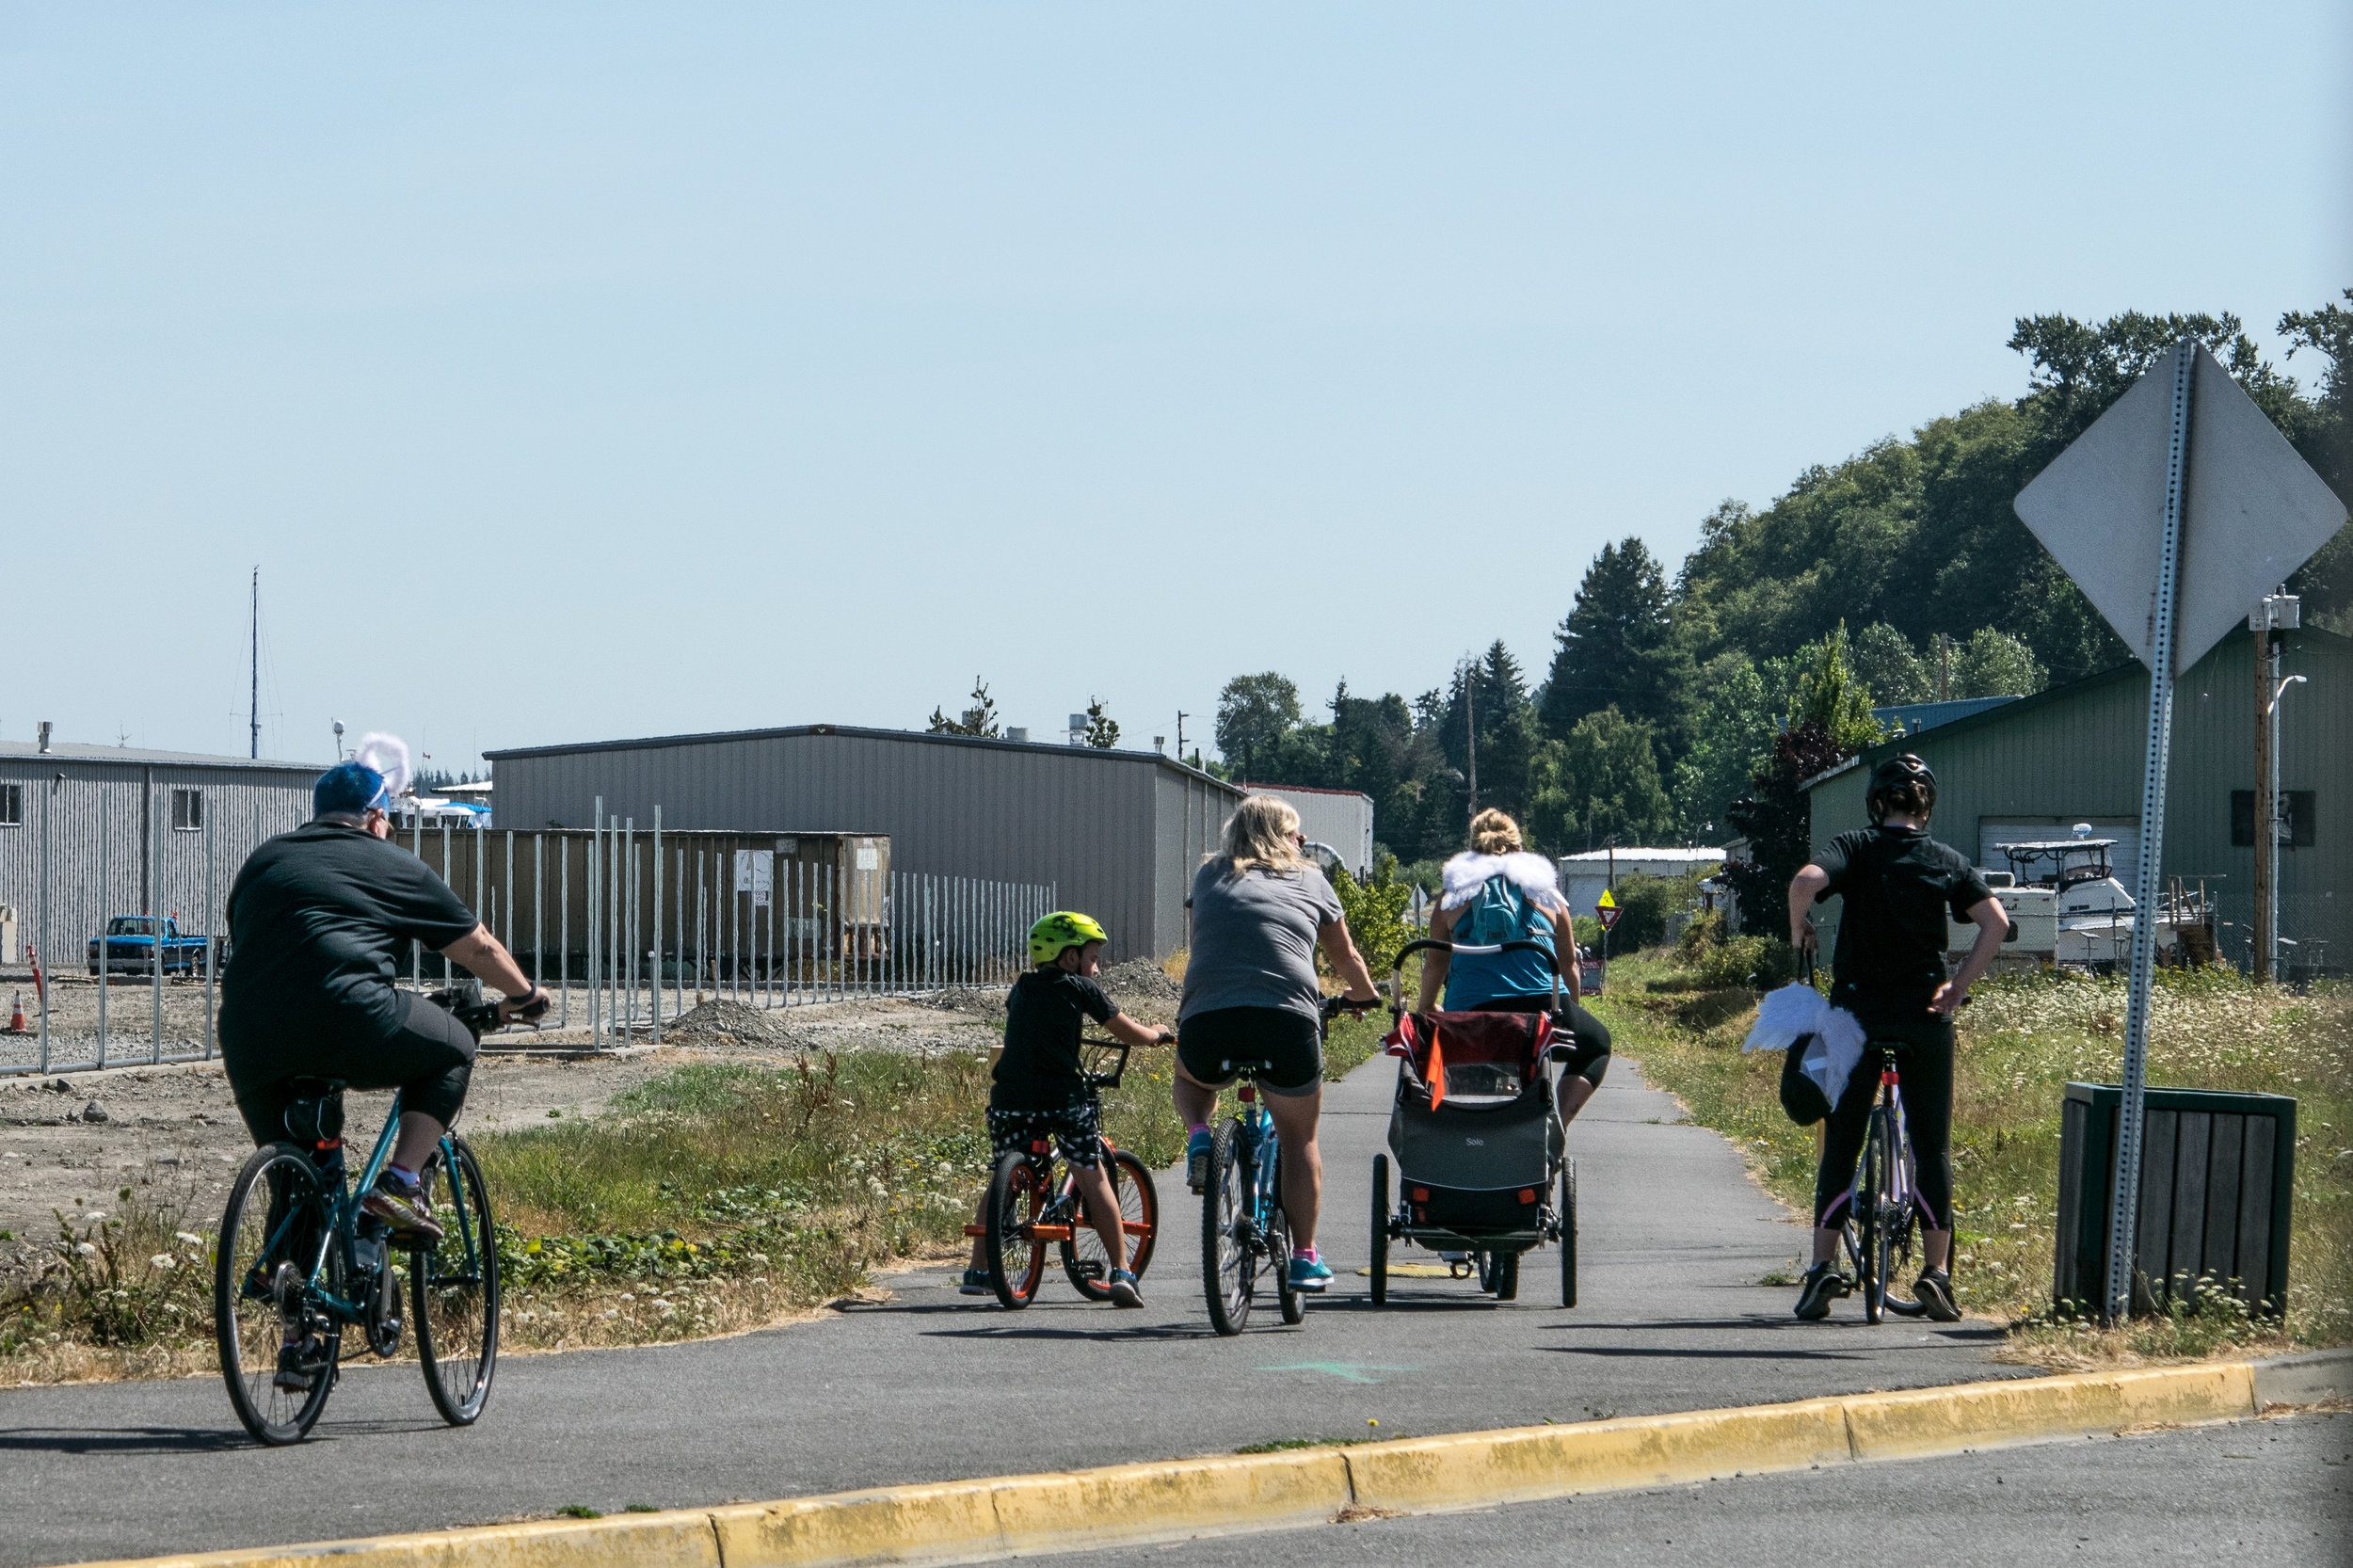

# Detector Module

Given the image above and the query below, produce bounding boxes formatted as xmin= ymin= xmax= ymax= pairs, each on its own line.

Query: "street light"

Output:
xmin=2266 ymin=673 xmax=2307 ymax=978
xmin=332 ymin=719 xmax=344 ymax=760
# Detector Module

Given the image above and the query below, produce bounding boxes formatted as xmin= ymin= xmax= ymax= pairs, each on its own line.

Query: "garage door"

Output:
xmin=1979 ymin=818 xmax=2139 ymax=889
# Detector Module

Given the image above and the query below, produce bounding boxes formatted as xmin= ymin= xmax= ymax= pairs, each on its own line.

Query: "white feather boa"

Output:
xmin=1438 ymin=851 xmax=1561 ymax=911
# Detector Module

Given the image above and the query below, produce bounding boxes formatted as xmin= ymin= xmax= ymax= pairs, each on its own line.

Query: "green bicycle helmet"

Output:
xmin=1030 ymin=910 xmax=1110 ymax=966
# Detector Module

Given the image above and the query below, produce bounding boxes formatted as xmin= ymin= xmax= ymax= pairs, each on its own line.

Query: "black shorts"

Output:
xmin=225 ymin=988 xmax=477 ymax=1146
xmin=1469 ymin=995 xmax=1612 ymax=1087
xmin=986 ymin=1098 xmax=1104 ymax=1169
xmin=1176 ymin=1006 xmax=1322 ymax=1096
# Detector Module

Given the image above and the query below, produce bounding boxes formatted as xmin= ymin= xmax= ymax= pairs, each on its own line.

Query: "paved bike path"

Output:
xmin=0 ymin=1052 xmax=2023 ymax=1567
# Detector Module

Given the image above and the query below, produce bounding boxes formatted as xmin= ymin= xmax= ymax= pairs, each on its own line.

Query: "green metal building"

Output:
xmin=1805 ymin=627 xmax=2350 ymax=976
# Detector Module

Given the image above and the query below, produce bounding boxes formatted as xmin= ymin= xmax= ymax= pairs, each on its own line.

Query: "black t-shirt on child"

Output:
xmin=1813 ymin=825 xmax=1993 ymax=1031
xmin=992 ymin=968 xmax=1118 ymax=1110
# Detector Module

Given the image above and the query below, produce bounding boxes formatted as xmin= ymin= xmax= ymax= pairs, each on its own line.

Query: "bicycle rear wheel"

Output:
xmin=1858 ymin=1109 xmax=1888 ymax=1325
xmin=1268 ymin=1143 xmax=1304 ymax=1325
xmin=413 ymin=1137 xmax=501 ymax=1425
xmin=1559 ymin=1159 xmax=1578 ymax=1309
xmin=984 ymin=1151 xmax=1048 ymax=1308
xmin=1062 ymin=1149 xmax=1159 ymax=1299
xmin=1369 ymin=1153 xmax=1390 ymax=1306
xmin=216 ymin=1144 xmax=342 ymax=1446
xmin=1202 ymin=1120 xmax=1253 ymax=1336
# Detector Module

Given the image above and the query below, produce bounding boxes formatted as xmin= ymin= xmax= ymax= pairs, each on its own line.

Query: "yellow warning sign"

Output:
xmin=1596 ymin=888 xmax=1617 ymax=909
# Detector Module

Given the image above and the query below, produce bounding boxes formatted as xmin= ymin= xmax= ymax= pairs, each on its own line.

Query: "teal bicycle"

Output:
xmin=213 ymin=984 xmax=510 ymax=1445
xmin=1200 ymin=995 xmax=1362 ymax=1336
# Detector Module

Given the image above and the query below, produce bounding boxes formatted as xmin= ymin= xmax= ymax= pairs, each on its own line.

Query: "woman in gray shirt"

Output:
xmin=1176 ymin=795 xmax=1380 ymax=1293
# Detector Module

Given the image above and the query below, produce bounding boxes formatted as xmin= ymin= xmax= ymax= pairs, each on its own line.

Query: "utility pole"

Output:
xmin=1935 ymin=632 xmax=1952 ymax=703
xmin=248 ymin=568 xmax=261 ymax=760
xmin=1464 ymin=660 xmax=1479 ymax=826
xmin=1176 ymin=711 xmax=1188 ymax=763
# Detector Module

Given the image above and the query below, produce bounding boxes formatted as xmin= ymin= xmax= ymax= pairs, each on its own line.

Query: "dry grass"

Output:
xmin=3 ymin=1007 xmax=1394 ymax=1383
xmin=1593 ymin=954 xmax=2351 ymax=1361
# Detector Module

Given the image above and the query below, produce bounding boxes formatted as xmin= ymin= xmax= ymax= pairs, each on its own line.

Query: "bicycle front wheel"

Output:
xmin=216 ymin=1144 xmax=341 ymax=1446
xmin=984 ymin=1151 xmax=1048 ymax=1309
xmin=413 ymin=1138 xmax=501 ymax=1426
xmin=1202 ymin=1120 xmax=1253 ymax=1336
xmin=1062 ymin=1149 xmax=1159 ymax=1299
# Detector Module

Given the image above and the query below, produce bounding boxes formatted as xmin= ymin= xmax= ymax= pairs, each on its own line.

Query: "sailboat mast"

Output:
xmin=248 ymin=567 xmax=260 ymax=760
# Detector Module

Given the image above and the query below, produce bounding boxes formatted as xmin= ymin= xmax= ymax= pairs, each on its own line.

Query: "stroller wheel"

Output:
xmin=1488 ymin=1250 xmax=1520 ymax=1301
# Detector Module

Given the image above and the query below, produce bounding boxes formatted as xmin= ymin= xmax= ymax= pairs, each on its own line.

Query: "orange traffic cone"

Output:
xmin=7 ymin=992 xmax=24 ymax=1034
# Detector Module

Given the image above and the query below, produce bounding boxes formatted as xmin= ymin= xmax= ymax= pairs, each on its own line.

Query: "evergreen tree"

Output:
xmin=926 ymin=677 xmax=1000 ymax=738
xmin=1082 ymin=696 xmax=1120 ymax=748
xmin=1439 ymin=641 xmax=1539 ymax=828
xmin=1540 ymin=538 xmax=1690 ymax=751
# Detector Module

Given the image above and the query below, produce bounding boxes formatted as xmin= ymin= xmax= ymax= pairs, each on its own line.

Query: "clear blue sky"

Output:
xmin=6 ymin=3 xmax=2346 ymax=772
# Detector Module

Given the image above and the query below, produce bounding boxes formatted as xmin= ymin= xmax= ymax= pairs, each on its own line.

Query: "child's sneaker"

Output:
xmin=1185 ymin=1128 xmax=1214 ymax=1192
xmin=1107 ymin=1269 xmax=1144 ymax=1308
xmin=958 ymin=1268 xmax=992 ymax=1297
xmin=1288 ymin=1255 xmax=1333 ymax=1293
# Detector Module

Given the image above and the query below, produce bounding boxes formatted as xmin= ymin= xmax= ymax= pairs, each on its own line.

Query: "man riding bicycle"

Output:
xmin=1786 ymin=753 xmax=2007 ymax=1323
xmin=219 ymin=736 xmax=546 ymax=1272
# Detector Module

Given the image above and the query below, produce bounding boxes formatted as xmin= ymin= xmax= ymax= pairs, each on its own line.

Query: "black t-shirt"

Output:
xmin=991 ymin=968 xmax=1118 ymax=1110
xmin=1814 ymin=825 xmax=1993 ymax=1029
xmin=219 ymin=822 xmax=481 ymax=1054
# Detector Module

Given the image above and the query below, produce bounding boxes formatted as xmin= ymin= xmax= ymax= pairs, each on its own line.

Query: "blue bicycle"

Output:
xmin=1199 ymin=996 xmax=1358 ymax=1336
xmin=213 ymin=984 xmax=511 ymax=1444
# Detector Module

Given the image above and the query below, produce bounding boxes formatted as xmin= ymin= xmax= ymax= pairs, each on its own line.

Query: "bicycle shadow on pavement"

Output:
xmin=0 ymin=1425 xmax=262 ymax=1456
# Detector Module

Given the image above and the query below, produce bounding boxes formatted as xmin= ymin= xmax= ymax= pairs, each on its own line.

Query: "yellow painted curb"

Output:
xmin=64 ymin=1361 xmax=2269 ymax=1568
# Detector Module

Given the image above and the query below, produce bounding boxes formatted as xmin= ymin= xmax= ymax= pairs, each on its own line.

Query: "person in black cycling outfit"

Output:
xmin=1787 ymin=754 xmax=2007 ymax=1323
xmin=219 ymin=739 xmax=546 ymax=1245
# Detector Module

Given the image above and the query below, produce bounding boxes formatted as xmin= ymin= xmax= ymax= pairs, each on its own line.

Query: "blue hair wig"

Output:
xmin=313 ymin=760 xmax=389 ymax=817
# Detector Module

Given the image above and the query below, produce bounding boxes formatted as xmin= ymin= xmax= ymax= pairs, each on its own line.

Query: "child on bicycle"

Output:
xmin=962 ymin=912 xmax=1174 ymax=1307
xmin=1786 ymin=754 xmax=2008 ymax=1323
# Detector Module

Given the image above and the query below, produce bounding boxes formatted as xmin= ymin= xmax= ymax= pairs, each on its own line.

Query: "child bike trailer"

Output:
xmin=1369 ymin=937 xmax=1577 ymax=1307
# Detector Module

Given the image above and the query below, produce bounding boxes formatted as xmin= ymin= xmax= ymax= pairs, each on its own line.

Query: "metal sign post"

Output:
xmin=2016 ymin=338 xmax=2346 ymax=1324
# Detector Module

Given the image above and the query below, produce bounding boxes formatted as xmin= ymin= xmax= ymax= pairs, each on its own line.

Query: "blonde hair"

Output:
xmin=1469 ymin=808 xmax=1523 ymax=856
xmin=1218 ymin=794 xmax=1305 ymax=873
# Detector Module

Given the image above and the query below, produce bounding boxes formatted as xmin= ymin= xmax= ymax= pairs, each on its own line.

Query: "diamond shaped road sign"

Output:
xmin=2014 ymin=341 xmax=2347 ymax=677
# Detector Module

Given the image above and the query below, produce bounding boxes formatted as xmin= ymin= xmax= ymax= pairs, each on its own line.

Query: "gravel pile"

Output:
xmin=917 ymin=987 xmax=1007 ymax=1020
xmin=664 ymin=999 xmax=795 ymax=1045
xmin=1097 ymin=958 xmax=1181 ymax=1006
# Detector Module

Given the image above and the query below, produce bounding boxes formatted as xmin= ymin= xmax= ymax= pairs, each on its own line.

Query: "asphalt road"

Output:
xmin=0 ymin=1049 xmax=2025 ymax=1567
xmin=1046 ymin=1410 xmax=2353 ymax=1568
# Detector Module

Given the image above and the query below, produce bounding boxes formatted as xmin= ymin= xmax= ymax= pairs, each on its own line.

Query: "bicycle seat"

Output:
xmin=1218 ymin=1059 xmax=1276 ymax=1076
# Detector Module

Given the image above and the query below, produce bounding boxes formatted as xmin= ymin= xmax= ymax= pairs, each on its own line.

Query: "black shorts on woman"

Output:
xmin=1176 ymin=1006 xmax=1322 ymax=1096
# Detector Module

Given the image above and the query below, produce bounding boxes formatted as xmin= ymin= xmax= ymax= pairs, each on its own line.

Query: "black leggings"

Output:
xmin=1468 ymin=996 xmax=1612 ymax=1087
xmin=1813 ymin=1019 xmax=1953 ymax=1231
xmin=227 ymin=989 xmax=477 ymax=1147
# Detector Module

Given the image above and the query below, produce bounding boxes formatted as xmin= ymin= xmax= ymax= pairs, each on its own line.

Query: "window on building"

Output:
xmin=0 ymin=783 xmax=21 ymax=827
xmin=172 ymin=788 xmax=203 ymax=831
xmin=2231 ymin=790 xmax=2315 ymax=848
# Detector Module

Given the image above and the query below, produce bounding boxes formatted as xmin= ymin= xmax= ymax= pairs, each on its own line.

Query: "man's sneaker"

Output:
xmin=273 ymin=1336 xmax=328 ymax=1393
xmin=1107 ymin=1269 xmax=1145 ymax=1308
xmin=958 ymin=1268 xmax=992 ymax=1297
xmin=1914 ymin=1268 xmax=1961 ymax=1322
xmin=1288 ymin=1256 xmax=1334 ymax=1294
xmin=360 ymin=1169 xmax=442 ymax=1243
xmin=1184 ymin=1128 xmax=1214 ymax=1193
xmin=1794 ymin=1262 xmax=1849 ymax=1320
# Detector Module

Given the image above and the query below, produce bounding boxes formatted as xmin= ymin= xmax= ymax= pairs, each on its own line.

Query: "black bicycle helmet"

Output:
xmin=1866 ymin=753 xmax=1937 ymax=822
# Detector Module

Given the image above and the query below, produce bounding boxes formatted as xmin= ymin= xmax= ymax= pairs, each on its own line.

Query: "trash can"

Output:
xmin=2053 ymin=1082 xmax=2295 ymax=1318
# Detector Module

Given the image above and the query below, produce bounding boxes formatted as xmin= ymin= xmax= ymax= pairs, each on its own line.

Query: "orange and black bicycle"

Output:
xmin=968 ymin=1039 xmax=1160 ymax=1308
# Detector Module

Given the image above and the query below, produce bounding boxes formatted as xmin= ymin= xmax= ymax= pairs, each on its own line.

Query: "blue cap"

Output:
xmin=314 ymin=760 xmax=389 ymax=817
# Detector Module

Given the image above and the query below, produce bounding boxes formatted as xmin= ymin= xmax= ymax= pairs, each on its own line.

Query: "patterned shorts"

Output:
xmin=985 ymin=1099 xmax=1104 ymax=1169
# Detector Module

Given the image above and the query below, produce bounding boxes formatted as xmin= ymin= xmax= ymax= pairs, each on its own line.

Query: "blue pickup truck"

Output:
xmin=87 ymin=916 xmax=216 ymax=977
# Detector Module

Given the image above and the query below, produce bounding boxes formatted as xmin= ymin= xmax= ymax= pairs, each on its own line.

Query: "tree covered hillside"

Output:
xmin=1202 ymin=296 xmax=2353 ymax=867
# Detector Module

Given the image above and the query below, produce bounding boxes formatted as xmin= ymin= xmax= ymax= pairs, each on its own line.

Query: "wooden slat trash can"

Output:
xmin=2054 ymin=1082 xmax=2296 ymax=1317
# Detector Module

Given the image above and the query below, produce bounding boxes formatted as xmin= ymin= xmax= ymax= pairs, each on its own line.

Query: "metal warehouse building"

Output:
xmin=485 ymin=725 xmax=1246 ymax=960
xmin=0 ymin=737 xmax=317 ymax=968
xmin=1806 ymin=628 xmax=2352 ymax=975
xmin=1238 ymin=782 xmax=1374 ymax=877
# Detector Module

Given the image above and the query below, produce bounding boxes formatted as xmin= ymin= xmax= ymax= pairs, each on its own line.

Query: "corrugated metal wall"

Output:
xmin=490 ymin=730 xmax=1245 ymax=960
xmin=1808 ymin=631 xmax=2350 ymax=968
xmin=0 ymin=760 xmax=314 ymax=968
xmin=1244 ymin=787 xmax=1374 ymax=876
